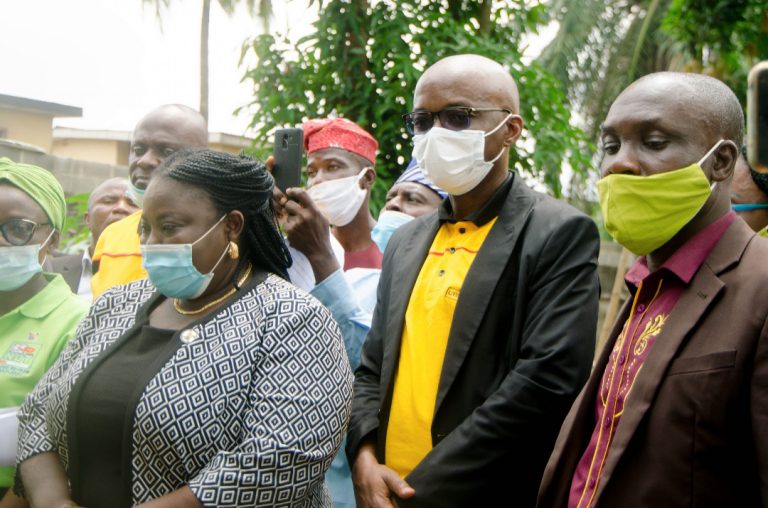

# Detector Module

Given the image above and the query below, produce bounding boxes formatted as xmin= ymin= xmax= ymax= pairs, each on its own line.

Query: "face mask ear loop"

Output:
xmin=191 ymin=215 xmax=229 ymax=276
xmin=484 ymin=113 xmax=515 ymax=138
xmin=697 ymin=139 xmax=725 ymax=191
xmin=38 ymin=228 xmax=56 ymax=265
xmin=205 ymin=240 xmax=232 ymax=276
xmin=484 ymin=113 xmax=515 ymax=164
xmin=192 ymin=215 xmax=228 ymax=247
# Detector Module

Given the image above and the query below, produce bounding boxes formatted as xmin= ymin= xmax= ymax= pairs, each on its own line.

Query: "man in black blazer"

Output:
xmin=346 ymin=54 xmax=601 ymax=508
xmin=45 ymin=178 xmax=137 ymax=299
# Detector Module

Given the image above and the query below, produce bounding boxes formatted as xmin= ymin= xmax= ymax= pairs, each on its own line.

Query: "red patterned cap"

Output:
xmin=302 ymin=117 xmax=378 ymax=164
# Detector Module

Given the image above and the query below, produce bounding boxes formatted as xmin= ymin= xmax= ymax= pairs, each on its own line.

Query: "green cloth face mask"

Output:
xmin=598 ymin=139 xmax=724 ymax=256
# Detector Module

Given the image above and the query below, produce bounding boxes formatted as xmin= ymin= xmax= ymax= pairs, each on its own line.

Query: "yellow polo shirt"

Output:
xmin=385 ymin=216 xmax=498 ymax=478
xmin=759 ymin=225 xmax=768 ymax=238
xmin=90 ymin=211 xmax=145 ymax=299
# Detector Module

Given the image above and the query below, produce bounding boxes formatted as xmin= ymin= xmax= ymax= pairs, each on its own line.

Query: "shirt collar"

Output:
xmin=438 ymin=172 xmax=514 ymax=226
xmin=82 ymin=250 xmax=92 ymax=272
xmin=625 ymin=211 xmax=737 ymax=287
xmin=18 ymin=273 xmax=74 ymax=319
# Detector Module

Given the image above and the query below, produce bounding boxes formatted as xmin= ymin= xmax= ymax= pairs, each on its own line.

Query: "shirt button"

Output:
xmin=618 ymin=356 xmax=625 ymax=365
xmin=589 ymin=478 xmax=596 ymax=488
xmin=604 ymin=418 xmax=612 ymax=429
xmin=438 ymin=270 xmax=445 ymax=276
xmin=458 ymin=227 xmax=466 ymax=234
xmin=636 ymin=303 xmax=646 ymax=313
xmin=449 ymin=247 xmax=456 ymax=254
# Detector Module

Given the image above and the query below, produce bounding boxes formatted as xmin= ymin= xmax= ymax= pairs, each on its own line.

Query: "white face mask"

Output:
xmin=412 ymin=114 xmax=512 ymax=196
xmin=307 ymin=168 xmax=369 ymax=226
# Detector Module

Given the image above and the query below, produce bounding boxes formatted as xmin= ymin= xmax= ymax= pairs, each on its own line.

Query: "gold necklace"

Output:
xmin=173 ymin=264 xmax=252 ymax=316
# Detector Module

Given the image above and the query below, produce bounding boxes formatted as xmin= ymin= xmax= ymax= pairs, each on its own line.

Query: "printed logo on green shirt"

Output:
xmin=0 ymin=341 xmax=40 ymax=377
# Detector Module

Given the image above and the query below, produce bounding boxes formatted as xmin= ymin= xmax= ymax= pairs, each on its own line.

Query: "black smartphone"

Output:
xmin=273 ymin=128 xmax=304 ymax=191
xmin=747 ymin=61 xmax=768 ymax=173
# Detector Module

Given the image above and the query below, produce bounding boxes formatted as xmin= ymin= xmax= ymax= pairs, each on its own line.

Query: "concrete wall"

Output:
xmin=52 ymin=138 xmax=125 ymax=166
xmin=0 ymin=107 xmax=54 ymax=152
xmin=0 ymin=139 xmax=127 ymax=195
xmin=209 ymin=141 xmax=246 ymax=155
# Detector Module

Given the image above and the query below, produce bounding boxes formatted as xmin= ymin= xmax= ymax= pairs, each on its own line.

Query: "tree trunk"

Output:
xmin=479 ymin=0 xmax=492 ymax=35
xmin=200 ymin=0 xmax=210 ymax=123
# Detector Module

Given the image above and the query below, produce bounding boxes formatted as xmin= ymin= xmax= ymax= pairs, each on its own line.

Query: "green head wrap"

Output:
xmin=0 ymin=157 xmax=67 ymax=231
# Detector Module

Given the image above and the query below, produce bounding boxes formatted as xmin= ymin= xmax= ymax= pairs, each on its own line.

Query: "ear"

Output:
xmin=359 ymin=167 xmax=376 ymax=190
xmin=83 ymin=211 xmax=91 ymax=230
xmin=225 ymin=210 xmax=245 ymax=242
xmin=711 ymin=140 xmax=738 ymax=182
xmin=502 ymin=115 xmax=524 ymax=147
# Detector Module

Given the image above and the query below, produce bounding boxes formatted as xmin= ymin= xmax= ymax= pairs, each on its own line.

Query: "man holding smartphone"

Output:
xmin=297 ymin=117 xmax=382 ymax=270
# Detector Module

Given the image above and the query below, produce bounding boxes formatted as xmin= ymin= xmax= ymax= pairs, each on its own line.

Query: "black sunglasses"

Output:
xmin=0 ymin=218 xmax=52 ymax=246
xmin=402 ymin=107 xmax=512 ymax=135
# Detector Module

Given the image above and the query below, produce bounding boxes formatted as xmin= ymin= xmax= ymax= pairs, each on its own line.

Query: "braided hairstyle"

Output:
xmin=155 ymin=148 xmax=292 ymax=281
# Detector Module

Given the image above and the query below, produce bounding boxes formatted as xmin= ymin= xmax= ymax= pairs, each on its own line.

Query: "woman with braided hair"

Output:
xmin=14 ymin=149 xmax=353 ymax=508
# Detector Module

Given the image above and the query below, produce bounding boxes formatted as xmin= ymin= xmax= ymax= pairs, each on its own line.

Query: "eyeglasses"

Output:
xmin=402 ymin=107 xmax=512 ymax=135
xmin=0 ymin=218 xmax=51 ymax=246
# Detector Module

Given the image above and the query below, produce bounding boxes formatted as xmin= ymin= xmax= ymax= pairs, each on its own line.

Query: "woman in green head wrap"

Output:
xmin=0 ymin=157 xmax=89 ymax=504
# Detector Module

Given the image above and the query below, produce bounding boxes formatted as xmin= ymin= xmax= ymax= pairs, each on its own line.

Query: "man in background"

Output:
xmin=301 ymin=117 xmax=381 ymax=270
xmin=731 ymin=145 xmax=768 ymax=236
xmin=90 ymin=104 xmax=207 ymax=298
xmin=46 ymin=177 xmax=138 ymax=302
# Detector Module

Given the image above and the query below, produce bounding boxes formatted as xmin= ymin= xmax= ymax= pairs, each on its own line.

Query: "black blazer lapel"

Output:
xmin=380 ymin=215 xmax=441 ymax=397
xmin=434 ymin=178 xmax=536 ymax=416
xmin=46 ymin=254 xmax=83 ymax=293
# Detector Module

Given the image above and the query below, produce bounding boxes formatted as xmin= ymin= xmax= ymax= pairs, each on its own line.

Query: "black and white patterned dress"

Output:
xmin=16 ymin=274 xmax=353 ymax=507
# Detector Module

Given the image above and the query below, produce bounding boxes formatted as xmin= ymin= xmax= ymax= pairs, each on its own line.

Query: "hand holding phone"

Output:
xmin=273 ymin=128 xmax=304 ymax=191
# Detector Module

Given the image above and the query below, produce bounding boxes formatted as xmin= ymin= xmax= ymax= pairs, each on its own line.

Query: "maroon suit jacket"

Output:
xmin=537 ymin=217 xmax=768 ymax=508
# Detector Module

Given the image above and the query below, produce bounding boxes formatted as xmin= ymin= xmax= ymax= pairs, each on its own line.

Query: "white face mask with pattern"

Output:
xmin=307 ymin=168 xmax=369 ymax=226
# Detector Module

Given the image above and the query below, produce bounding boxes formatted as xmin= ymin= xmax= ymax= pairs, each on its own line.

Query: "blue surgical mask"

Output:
xmin=141 ymin=216 xmax=228 ymax=299
xmin=0 ymin=230 xmax=55 ymax=292
xmin=127 ymin=181 xmax=145 ymax=208
xmin=371 ymin=210 xmax=414 ymax=252
xmin=732 ymin=203 xmax=768 ymax=211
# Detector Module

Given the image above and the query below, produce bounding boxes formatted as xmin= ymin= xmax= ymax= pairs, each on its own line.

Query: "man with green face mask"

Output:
xmin=537 ymin=72 xmax=768 ymax=508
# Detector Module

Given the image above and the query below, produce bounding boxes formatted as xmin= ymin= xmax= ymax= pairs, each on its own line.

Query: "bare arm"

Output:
xmin=0 ymin=489 xmax=29 ymax=508
xmin=18 ymin=452 xmax=79 ymax=508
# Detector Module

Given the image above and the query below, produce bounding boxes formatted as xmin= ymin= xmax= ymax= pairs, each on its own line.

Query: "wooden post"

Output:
xmin=597 ymin=246 xmax=630 ymax=354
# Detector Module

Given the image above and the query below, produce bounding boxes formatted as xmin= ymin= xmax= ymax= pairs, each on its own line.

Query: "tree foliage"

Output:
xmin=142 ymin=0 xmax=271 ymax=120
xmin=240 ymin=0 xmax=592 ymax=210
xmin=539 ymin=0 xmax=768 ymax=143
xmin=662 ymin=0 xmax=768 ymax=102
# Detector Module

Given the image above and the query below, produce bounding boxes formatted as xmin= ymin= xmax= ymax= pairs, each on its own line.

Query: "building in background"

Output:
xmin=52 ymin=128 xmax=252 ymax=165
xmin=0 ymin=94 xmax=82 ymax=152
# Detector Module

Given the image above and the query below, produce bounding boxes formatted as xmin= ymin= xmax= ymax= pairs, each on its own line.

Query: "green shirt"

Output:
xmin=0 ymin=273 xmax=89 ymax=487
xmin=760 ymin=225 xmax=768 ymax=238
